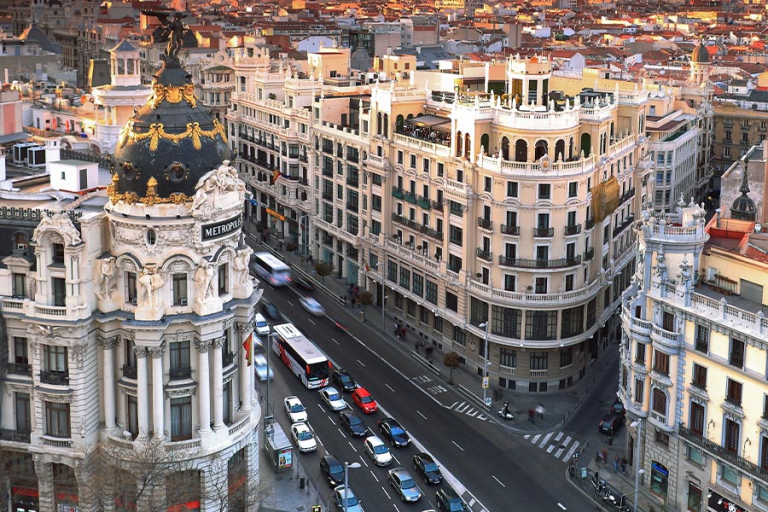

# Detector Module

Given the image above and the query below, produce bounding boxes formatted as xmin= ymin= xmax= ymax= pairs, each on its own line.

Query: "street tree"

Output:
xmin=357 ymin=290 xmax=373 ymax=310
xmin=443 ymin=351 xmax=461 ymax=384
xmin=313 ymin=261 xmax=334 ymax=283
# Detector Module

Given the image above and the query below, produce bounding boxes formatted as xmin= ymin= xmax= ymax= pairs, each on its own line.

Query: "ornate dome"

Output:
xmin=109 ymin=57 xmax=230 ymax=205
xmin=691 ymin=44 xmax=710 ymax=64
xmin=731 ymin=161 xmax=757 ymax=221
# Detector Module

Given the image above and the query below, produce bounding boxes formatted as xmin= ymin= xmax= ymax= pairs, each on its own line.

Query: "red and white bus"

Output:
xmin=271 ymin=323 xmax=330 ymax=389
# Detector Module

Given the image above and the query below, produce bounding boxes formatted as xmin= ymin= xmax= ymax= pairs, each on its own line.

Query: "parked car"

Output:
xmin=364 ymin=436 xmax=392 ymax=466
xmin=599 ymin=413 xmax=625 ymax=435
xmin=611 ymin=399 xmax=626 ymax=416
xmin=254 ymin=313 xmax=270 ymax=337
xmin=378 ymin=418 xmax=410 ymax=447
xmin=320 ymin=455 xmax=345 ymax=487
xmin=352 ymin=388 xmax=378 ymax=414
xmin=283 ymin=396 xmax=308 ymax=423
xmin=294 ymin=276 xmax=316 ymax=292
xmin=260 ymin=300 xmax=280 ymax=320
xmin=299 ymin=297 xmax=325 ymax=316
xmin=332 ymin=485 xmax=364 ymax=512
xmin=332 ymin=369 xmax=357 ymax=392
xmin=290 ymin=422 xmax=317 ymax=453
xmin=387 ymin=467 xmax=423 ymax=503
xmin=340 ymin=412 xmax=368 ymax=437
xmin=435 ymin=487 xmax=468 ymax=511
xmin=412 ymin=452 xmax=443 ymax=485
xmin=319 ymin=386 xmax=347 ymax=412
xmin=253 ymin=353 xmax=273 ymax=381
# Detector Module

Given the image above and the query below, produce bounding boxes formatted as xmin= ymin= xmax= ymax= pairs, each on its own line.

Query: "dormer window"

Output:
xmin=15 ymin=233 xmax=28 ymax=252
xmin=52 ymin=243 xmax=65 ymax=265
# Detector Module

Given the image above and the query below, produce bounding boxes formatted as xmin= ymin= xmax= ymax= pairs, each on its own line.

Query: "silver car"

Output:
xmin=387 ymin=467 xmax=422 ymax=503
xmin=332 ymin=485 xmax=364 ymax=512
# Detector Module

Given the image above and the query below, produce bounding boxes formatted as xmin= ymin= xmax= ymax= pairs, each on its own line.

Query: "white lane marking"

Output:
xmin=382 ymin=489 xmax=391 ymax=500
xmin=316 ymin=436 xmax=323 ymax=446
xmin=468 ymin=498 xmax=476 ymax=507
xmin=360 ymin=458 xmax=369 ymax=468
xmin=562 ymin=436 xmax=572 ymax=448
xmin=477 ymin=414 xmax=487 ymax=420
xmin=455 ymin=402 xmax=470 ymax=413
xmin=339 ymin=430 xmax=346 ymax=439
xmin=328 ymin=417 xmax=336 ymax=425
xmin=370 ymin=471 xmax=379 ymax=482
xmin=317 ymin=404 xmax=327 ymax=413
xmin=452 ymin=441 xmax=464 ymax=451
xmin=417 ymin=410 xmax=427 ymax=420
xmin=331 ymin=337 xmax=340 ymax=345
xmin=531 ymin=434 xmax=541 ymax=444
xmin=393 ymin=455 xmax=400 ymax=465
xmin=547 ymin=444 xmax=556 ymax=454
xmin=555 ymin=447 xmax=565 ymax=458
xmin=492 ymin=475 xmax=506 ymax=488
xmin=287 ymin=300 xmax=294 ymax=307
xmin=392 ymin=503 xmax=400 ymax=512
xmin=538 ymin=432 xmax=554 ymax=449
xmin=555 ymin=432 xmax=564 ymax=442
xmin=308 ymin=318 xmax=316 ymax=325
xmin=524 ymin=434 xmax=531 ymax=439
xmin=357 ymin=359 xmax=367 ymax=368
xmin=348 ymin=441 xmax=357 ymax=452
xmin=448 ymin=401 xmax=458 ymax=409
xmin=558 ymin=503 xmax=567 ymax=510
xmin=563 ymin=441 xmax=580 ymax=462
xmin=385 ymin=383 xmax=395 ymax=392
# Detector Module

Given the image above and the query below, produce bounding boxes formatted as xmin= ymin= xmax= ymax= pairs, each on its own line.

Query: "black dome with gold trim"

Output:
xmin=109 ymin=63 xmax=231 ymax=205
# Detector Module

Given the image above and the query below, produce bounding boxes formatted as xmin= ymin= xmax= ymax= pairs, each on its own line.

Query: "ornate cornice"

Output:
xmin=236 ymin=321 xmax=254 ymax=333
xmin=38 ymin=391 xmax=72 ymax=403
xmin=165 ymin=386 xmax=196 ymax=399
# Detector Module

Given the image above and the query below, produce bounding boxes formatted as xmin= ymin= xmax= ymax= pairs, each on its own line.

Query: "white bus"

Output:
xmin=271 ymin=323 xmax=330 ymax=389
xmin=251 ymin=251 xmax=291 ymax=286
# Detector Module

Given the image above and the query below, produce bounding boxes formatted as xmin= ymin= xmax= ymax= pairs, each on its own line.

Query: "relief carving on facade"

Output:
xmin=190 ymin=160 xmax=247 ymax=215
xmin=138 ymin=266 xmax=165 ymax=309
xmin=96 ymin=335 xmax=120 ymax=350
xmin=194 ymin=338 xmax=212 ymax=353
xmin=71 ymin=342 xmax=88 ymax=369
xmin=33 ymin=212 xmax=82 ymax=246
xmin=38 ymin=391 xmax=73 ymax=403
xmin=165 ymin=387 xmax=197 ymax=399
xmin=96 ymin=257 xmax=118 ymax=301
xmin=147 ymin=344 xmax=165 ymax=359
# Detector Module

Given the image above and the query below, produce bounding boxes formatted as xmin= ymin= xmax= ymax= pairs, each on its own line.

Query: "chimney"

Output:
xmin=387 ymin=45 xmax=392 ymax=55
xmin=716 ymin=208 xmax=721 ymax=228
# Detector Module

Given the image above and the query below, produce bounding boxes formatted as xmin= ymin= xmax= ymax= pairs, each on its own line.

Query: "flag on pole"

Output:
xmin=243 ymin=333 xmax=253 ymax=367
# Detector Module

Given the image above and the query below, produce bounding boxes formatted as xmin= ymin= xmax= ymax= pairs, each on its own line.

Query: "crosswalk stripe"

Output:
xmin=531 ymin=434 xmax=541 ymax=444
xmin=467 ymin=410 xmax=478 ymax=417
xmin=455 ymin=402 xmax=470 ymax=413
xmin=523 ymin=434 xmax=530 ymax=440
xmin=468 ymin=498 xmax=476 ymax=507
xmin=562 ymin=436 xmax=572 ymax=448
xmin=555 ymin=432 xmax=564 ymax=442
xmin=555 ymin=447 xmax=565 ymax=458
xmin=538 ymin=432 xmax=554 ymax=449
xmin=563 ymin=441 xmax=580 ymax=462
xmin=546 ymin=444 xmax=556 ymax=453
xmin=477 ymin=414 xmax=487 ymax=420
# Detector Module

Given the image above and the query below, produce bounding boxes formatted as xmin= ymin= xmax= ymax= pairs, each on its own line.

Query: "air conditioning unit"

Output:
xmin=180 ymin=298 xmax=188 ymax=306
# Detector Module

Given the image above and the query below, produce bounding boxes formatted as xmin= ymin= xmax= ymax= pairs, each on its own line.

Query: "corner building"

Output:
xmin=0 ymin=52 xmax=262 ymax=510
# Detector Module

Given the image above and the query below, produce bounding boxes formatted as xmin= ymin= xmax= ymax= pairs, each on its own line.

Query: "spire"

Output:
xmin=740 ymin=159 xmax=750 ymax=195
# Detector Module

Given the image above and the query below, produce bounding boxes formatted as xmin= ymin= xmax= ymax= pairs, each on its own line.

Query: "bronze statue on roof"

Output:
xmin=141 ymin=10 xmax=190 ymax=67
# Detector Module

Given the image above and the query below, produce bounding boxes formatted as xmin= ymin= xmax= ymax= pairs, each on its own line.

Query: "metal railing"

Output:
xmin=476 ymin=248 xmax=492 ymax=261
xmin=679 ymin=425 xmax=768 ymax=482
xmin=584 ymin=248 xmax=595 ymax=261
xmin=0 ymin=428 xmax=30 ymax=443
xmin=7 ymin=363 xmax=31 ymax=376
xmin=477 ymin=218 xmax=493 ymax=230
xmin=498 ymin=256 xmax=581 ymax=268
xmin=533 ymin=227 xmax=555 ymax=237
xmin=565 ymin=224 xmax=582 ymax=235
xmin=169 ymin=367 xmax=192 ymax=380
xmin=122 ymin=364 xmax=137 ymax=379
xmin=500 ymin=224 xmax=520 ymax=235
xmin=40 ymin=370 xmax=68 ymax=386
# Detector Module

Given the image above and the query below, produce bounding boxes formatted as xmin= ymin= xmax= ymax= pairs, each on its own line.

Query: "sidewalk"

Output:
xmin=256 ymin=442 xmax=323 ymax=512
xmin=248 ymin=224 xmax=619 ymax=434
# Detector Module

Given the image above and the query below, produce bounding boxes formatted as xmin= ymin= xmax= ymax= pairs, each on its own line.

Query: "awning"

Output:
xmin=407 ymin=115 xmax=451 ymax=128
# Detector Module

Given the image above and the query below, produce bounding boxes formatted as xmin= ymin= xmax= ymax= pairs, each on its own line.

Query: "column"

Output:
xmin=211 ymin=337 xmax=224 ymax=430
xmin=33 ymin=458 xmax=54 ymax=512
xmin=237 ymin=323 xmax=252 ymax=412
xmin=195 ymin=338 xmax=212 ymax=434
xmin=98 ymin=336 xmax=119 ymax=431
xmin=149 ymin=345 xmax=165 ymax=438
xmin=135 ymin=347 xmax=149 ymax=438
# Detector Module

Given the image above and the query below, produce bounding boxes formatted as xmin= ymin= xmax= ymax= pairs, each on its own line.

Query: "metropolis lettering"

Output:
xmin=201 ymin=215 xmax=243 ymax=241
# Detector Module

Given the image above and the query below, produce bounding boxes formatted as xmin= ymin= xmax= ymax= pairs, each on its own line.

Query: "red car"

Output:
xmin=351 ymin=388 xmax=378 ymax=414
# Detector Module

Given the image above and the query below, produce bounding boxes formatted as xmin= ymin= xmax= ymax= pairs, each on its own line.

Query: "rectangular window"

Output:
xmin=636 ymin=342 xmax=646 ymax=364
xmin=171 ymin=397 xmax=193 ymax=441
xmin=687 ymin=483 xmax=702 ymax=512
xmin=218 ymin=264 xmax=228 ymax=295
xmin=453 ymin=328 xmax=466 ymax=347
xmin=762 ymin=437 xmax=768 ymax=471
xmin=446 ymin=292 xmax=458 ymax=312
xmin=559 ymin=348 xmax=573 ymax=368
xmin=725 ymin=419 xmax=740 ymax=454
xmin=525 ymin=311 xmax=557 ymax=340
xmin=565 ymin=274 xmax=574 ymax=292
xmin=15 ymin=393 xmax=30 ymax=432
xmin=507 ymin=181 xmax=518 ymax=198
xmin=45 ymin=401 xmax=70 ymax=438
xmin=399 ymin=268 xmax=411 ymax=290
xmin=44 ymin=345 xmax=68 ymax=373
xmin=634 ymin=378 xmax=644 ymax=403
xmin=694 ymin=325 xmax=709 ymax=353
xmin=690 ymin=402 xmax=704 ymax=436
xmin=529 ymin=352 xmax=548 ymax=370
xmin=173 ymin=274 xmax=188 ymax=306
xmin=662 ymin=311 xmax=675 ymax=331
xmin=484 ymin=176 xmax=492 ymax=192
xmin=692 ymin=363 xmax=707 ymax=389
xmin=721 ymin=463 xmax=738 ymax=485
xmin=726 ymin=379 xmax=742 ymax=406
xmin=538 ymin=184 xmax=551 ymax=200
xmin=535 ymin=277 xmax=547 ymax=294
xmin=504 ymin=274 xmax=516 ymax=292
xmin=729 ymin=338 xmax=745 ymax=368
xmin=52 ymin=277 xmax=66 ymax=307
xmin=561 ymin=306 xmax=584 ymax=338
xmin=568 ymin=182 xmax=578 ymax=198
xmin=449 ymin=226 xmax=463 ymax=246
xmin=412 ymin=273 xmax=423 ymax=297
xmin=52 ymin=243 xmax=65 ymax=264
xmin=448 ymin=255 xmax=462 ymax=273
xmin=169 ymin=341 xmax=191 ymax=379
xmin=14 ymin=337 xmax=28 ymax=365
xmin=653 ymin=350 xmax=669 ymax=375
xmin=499 ymin=348 xmax=516 ymax=368
xmin=491 ymin=306 xmax=521 ymax=338
xmin=652 ymin=388 xmax=667 ymax=416
xmin=426 ymin=280 xmax=438 ymax=304
xmin=12 ymin=273 xmax=26 ymax=298
xmin=387 ymin=261 xmax=397 ymax=282
xmin=687 ymin=446 xmax=703 ymax=465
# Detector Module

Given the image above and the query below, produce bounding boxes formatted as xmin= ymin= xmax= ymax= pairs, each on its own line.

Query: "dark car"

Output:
xmin=332 ymin=369 xmax=357 ymax=392
xmin=340 ymin=412 xmax=368 ymax=437
xmin=294 ymin=276 xmax=316 ymax=292
xmin=378 ymin=418 xmax=411 ymax=448
xmin=436 ymin=487 xmax=468 ymax=511
xmin=599 ymin=413 xmax=625 ymax=435
xmin=320 ymin=455 xmax=346 ymax=487
xmin=260 ymin=300 xmax=280 ymax=321
xmin=611 ymin=399 xmax=626 ymax=416
xmin=413 ymin=452 xmax=443 ymax=485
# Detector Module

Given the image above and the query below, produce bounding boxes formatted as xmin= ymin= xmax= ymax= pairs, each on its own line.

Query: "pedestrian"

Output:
xmin=528 ymin=409 xmax=535 ymax=423
xmin=394 ymin=322 xmax=400 ymax=338
xmin=308 ymin=253 xmax=314 ymax=266
xmin=536 ymin=404 xmax=545 ymax=419
xmin=341 ymin=294 xmax=347 ymax=306
xmin=614 ymin=454 xmax=619 ymax=473
xmin=601 ymin=449 xmax=608 ymax=466
xmin=351 ymin=296 xmax=356 ymax=308
xmin=400 ymin=326 xmax=406 ymax=340
xmin=425 ymin=346 xmax=434 ymax=361
xmin=278 ymin=240 xmax=283 ymax=251
xmin=621 ymin=457 xmax=627 ymax=475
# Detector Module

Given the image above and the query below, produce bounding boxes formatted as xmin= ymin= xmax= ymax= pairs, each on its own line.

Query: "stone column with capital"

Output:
xmin=98 ymin=335 xmax=120 ymax=432
xmin=33 ymin=457 xmax=54 ymax=512
xmin=237 ymin=322 xmax=253 ymax=412
xmin=148 ymin=345 xmax=165 ymax=438
xmin=135 ymin=346 xmax=150 ymax=438
xmin=211 ymin=337 xmax=225 ymax=430
xmin=195 ymin=338 xmax=212 ymax=434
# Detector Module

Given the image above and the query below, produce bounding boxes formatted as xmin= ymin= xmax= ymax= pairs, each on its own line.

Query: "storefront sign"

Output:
xmin=201 ymin=214 xmax=242 ymax=241
xmin=266 ymin=208 xmax=285 ymax=221
xmin=708 ymin=490 xmax=746 ymax=512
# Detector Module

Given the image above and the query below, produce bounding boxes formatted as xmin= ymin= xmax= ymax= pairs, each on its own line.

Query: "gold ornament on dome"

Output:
xmin=118 ymin=118 xmax=227 ymax=152
xmin=149 ymin=82 xmax=198 ymax=109
xmin=107 ymin=173 xmax=191 ymax=205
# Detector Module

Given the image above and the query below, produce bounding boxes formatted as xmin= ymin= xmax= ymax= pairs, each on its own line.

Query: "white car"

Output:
xmin=364 ymin=435 xmax=393 ymax=466
xmin=319 ymin=386 xmax=347 ymax=412
xmin=290 ymin=422 xmax=317 ymax=453
xmin=254 ymin=313 xmax=270 ymax=337
xmin=299 ymin=297 xmax=325 ymax=317
xmin=254 ymin=353 xmax=273 ymax=381
xmin=284 ymin=396 xmax=308 ymax=423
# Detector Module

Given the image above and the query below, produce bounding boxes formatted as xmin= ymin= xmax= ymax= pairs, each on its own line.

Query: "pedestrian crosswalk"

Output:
xmin=447 ymin=401 xmax=489 ymax=421
xmin=523 ymin=431 xmax=580 ymax=463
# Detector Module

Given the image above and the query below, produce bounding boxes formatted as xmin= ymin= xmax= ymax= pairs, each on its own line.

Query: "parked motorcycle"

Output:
xmin=497 ymin=401 xmax=513 ymax=420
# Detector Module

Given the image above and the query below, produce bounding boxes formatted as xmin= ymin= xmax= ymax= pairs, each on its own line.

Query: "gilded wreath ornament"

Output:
xmin=117 ymin=118 xmax=226 ymax=152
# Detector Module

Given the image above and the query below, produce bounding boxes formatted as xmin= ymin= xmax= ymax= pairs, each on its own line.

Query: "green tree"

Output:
xmin=313 ymin=261 xmax=334 ymax=283
xmin=443 ymin=351 xmax=461 ymax=385
xmin=357 ymin=290 xmax=373 ymax=310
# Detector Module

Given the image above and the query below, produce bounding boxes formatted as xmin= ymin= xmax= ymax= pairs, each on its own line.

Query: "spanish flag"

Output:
xmin=271 ymin=169 xmax=281 ymax=185
xmin=243 ymin=333 xmax=253 ymax=367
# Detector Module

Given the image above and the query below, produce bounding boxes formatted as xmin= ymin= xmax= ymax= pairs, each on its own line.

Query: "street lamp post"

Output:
xmin=382 ymin=295 xmax=388 ymax=333
xmin=478 ymin=321 xmax=490 ymax=407
xmin=630 ymin=419 xmax=644 ymax=512
xmin=344 ymin=461 xmax=361 ymax=512
xmin=265 ymin=331 xmax=276 ymax=425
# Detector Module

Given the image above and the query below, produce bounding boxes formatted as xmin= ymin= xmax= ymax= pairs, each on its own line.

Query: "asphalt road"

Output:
xmin=255 ymin=281 xmax=604 ymax=512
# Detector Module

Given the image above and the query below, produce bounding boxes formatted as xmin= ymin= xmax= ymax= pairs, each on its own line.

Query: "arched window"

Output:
xmin=580 ymin=133 xmax=591 ymax=157
xmin=383 ymin=114 xmax=389 ymax=138
xmin=534 ymin=140 xmax=548 ymax=160
xmin=456 ymin=131 xmax=463 ymax=157
xmin=464 ymin=133 xmax=471 ymax=158
xmin=377 ymin=113 xmax=382 ymax=135
xmin=555 ymin=139 xmax=565 ymax=162
xmin=396 ymin=114 xmax=404 ymax=132
xmin=514 ymin=140 xmax=527 ymax=162
xmin=501 ymin=137 xmax=510 ymax=160
xmin=480 ymin=134 xmax=490 ymax=154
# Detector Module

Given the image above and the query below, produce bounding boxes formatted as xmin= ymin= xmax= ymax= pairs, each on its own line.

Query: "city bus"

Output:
xmin=271 ymin=323 xmax=331 ymax=389
xmin=251 ymin=251 xmax=291 ymax=287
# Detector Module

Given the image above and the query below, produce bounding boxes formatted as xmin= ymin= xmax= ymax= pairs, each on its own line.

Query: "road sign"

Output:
xmin=482 ymin=376 xmax=489 ymax=389
xmin=484 ymin=397 xmax=492 ymax=408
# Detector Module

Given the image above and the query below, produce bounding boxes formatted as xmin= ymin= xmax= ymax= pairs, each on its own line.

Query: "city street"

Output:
xmin=256 ymin=279 xmax=610 ymax=512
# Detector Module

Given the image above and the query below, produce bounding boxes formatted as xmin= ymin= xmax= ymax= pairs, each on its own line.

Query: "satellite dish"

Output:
xmin=756 ymin=223 xmax=762 ymax=233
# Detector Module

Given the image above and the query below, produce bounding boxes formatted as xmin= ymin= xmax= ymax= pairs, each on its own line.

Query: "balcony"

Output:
xmin=498 ymin=256 xmax=581 ymax=269
xmin=584 ymin=218 xmax=595 ymax=230
xmin=417 ymin=196 xmax=431 ymax=209
xmin=431 ymin=200 xmax=444 ymax=210
xmin=477 ymin=218 xmax=492 ymax=230
xmin=169 ymin=367 xmax=192 ymax=380
xmin=476 ymin=248 xmax=492 ymax=262
xmin=584 ymin=248 xmax=595 ymax=261
xmin=679 ymin=425 xmax=768 ymax=482
xmin=0 ymin=428 xmax=30 ymax=443
xmin=500 ymin=224 xmax=520 ymax=236
xmin=40 ymin=370 xmax=69 ymax=386
xmin=403 ymin=191 xmax=417 ymax=204
xmin=392 ymin=187 xmax=404 ymax=199
xmin=620 ymin=189 xmax=636 ymax=204
xmin=7 ymin=363 xmax=31 ymax=376
xmin=533 ymin=227 xmax=554 ymax=238
xmin=564 ymin=224 xmax=581 ymax=236
xmin=613 ymin=216 xmax=635 ymax=237
xmin=122 ymin=364 xmax=137 ymax=379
